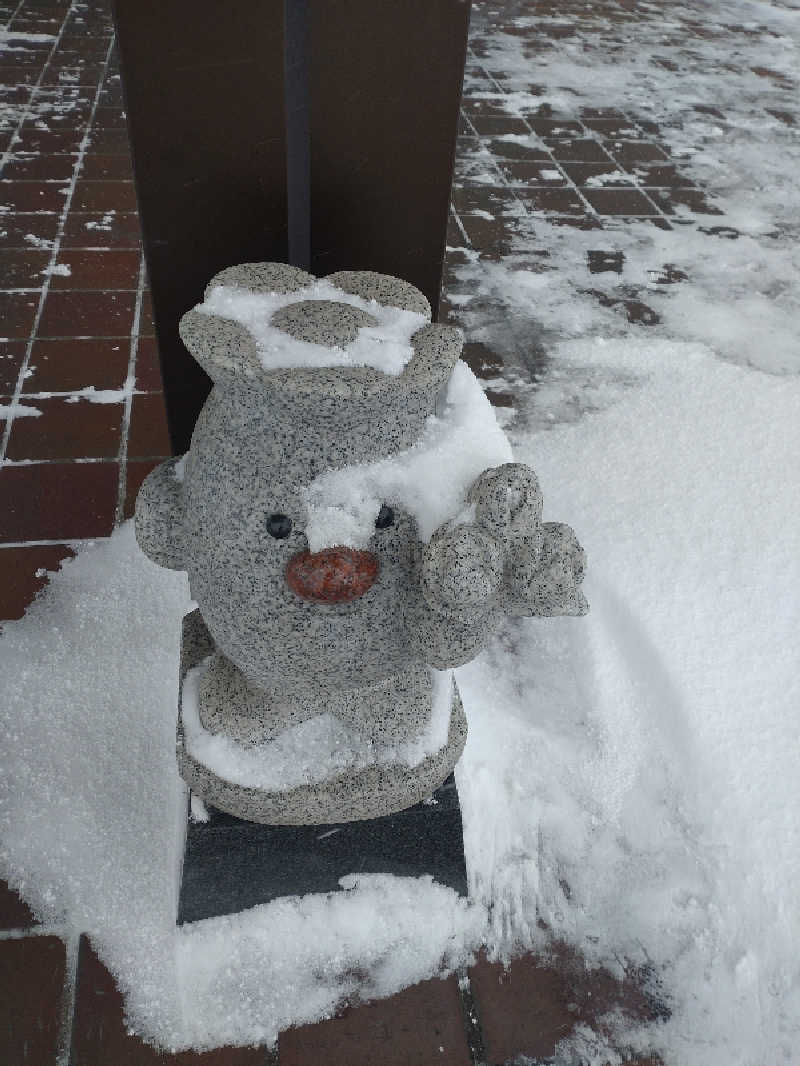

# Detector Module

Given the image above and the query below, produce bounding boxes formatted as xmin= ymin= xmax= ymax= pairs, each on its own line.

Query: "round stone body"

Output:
xmin=183 ymin=398 xmax=423 ymax=695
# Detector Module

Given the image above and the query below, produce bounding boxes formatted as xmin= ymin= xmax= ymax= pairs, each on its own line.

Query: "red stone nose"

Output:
xmin=286 ymin=547 xmax=379 ymax=603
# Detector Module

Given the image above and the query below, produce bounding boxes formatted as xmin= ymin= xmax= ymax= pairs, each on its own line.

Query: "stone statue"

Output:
xmin=135 ymin=263 xmax=587 ymax=825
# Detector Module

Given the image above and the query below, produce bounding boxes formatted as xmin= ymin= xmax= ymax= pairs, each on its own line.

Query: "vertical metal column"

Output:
xmin=309 ymin=0 xmax=471 ymax=319
xmin=284 ymin=0 xmax=311 ymax=271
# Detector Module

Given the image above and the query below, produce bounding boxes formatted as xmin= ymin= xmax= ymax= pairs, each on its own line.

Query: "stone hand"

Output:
xmin=420 ymin=463 xmax=587 ymax=618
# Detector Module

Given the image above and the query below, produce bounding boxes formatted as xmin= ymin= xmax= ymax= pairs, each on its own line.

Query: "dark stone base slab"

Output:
xmin=177 ymin=774 xmax=468 ymax=924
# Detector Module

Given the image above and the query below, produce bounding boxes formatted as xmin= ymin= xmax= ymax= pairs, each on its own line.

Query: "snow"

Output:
xmin=198 ymin=279 xmax=429 ymax=375
xmin=41 ymin=263 xmax=72 ymax=277
xmin=182 ymin=657 xmax=455 ymax=787
xmin=0 ymin=403 xmax=41 ymax=419
xmin=304 ymin=361 xmax=513 ymax=551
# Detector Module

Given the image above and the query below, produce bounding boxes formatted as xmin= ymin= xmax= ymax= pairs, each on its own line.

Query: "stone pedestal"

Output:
xmin=177 ymin=775 xmax=468 ymax=924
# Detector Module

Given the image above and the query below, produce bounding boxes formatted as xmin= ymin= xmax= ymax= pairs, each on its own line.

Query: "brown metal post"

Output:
xmin=113 ymin=0 xmax=288 ymax=453
xmin=309 ymin=0 xmax=471 ymax=319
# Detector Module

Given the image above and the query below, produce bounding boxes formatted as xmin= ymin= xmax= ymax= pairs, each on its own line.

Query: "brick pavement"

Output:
xmin=0 ymin=0 xmax=745 ymax=1061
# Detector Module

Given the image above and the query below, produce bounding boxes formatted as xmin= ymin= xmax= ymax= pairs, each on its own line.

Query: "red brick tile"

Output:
xmin=92 ymin=106 xmax=128 ymax=129
xmin=58 ymin=36 xmax=110 ymax=55
xmin=38 ymin=290 xmax=136 ymax=337
xmin=71 ymin=178 xmax=137 ymax=212
xmin=470 ymin=114 xmax=530 ymax=136
xmin=128 ymin=392 xmax=171 ymax=460
xmin=25 ymin=337 xmax=130 ymax=392
xmin=0 ymin=879 xmax=37 ymax=928
xmin=461 ymin=340 xmax=505 ymax=379
xmin=0 ymin=47 xmax=48 ymax=67
xmin=139 ymin=290 xmax=155 ymax=335
xmin=0 ymin=212 xmax=59 ymax=249
xmin=0 ymin=179 xmax=69 ymax=213
xmin=12 ymin=124 xmax=84 ymax=153
xmin=485 ymin=136 xmax=552 ymax=161
xmin=458 ymin=215 xmax=517 ymax=256
xmin=581 ymin=116 xmax=641 ymax=138
xmin=1 ymin=152 xmax=78 ymax=180
xmin=497 ymin=160 xmax=567 ymax=185
xmin=0 ymin=461 xmax=119 ymax=541
xmin=547 ymin=214 xmax=604 ymax=230
xmin=135 ymin=336 xmax=164 ymax=391
xmin=560 ymin=161 xmax=637 ymax=186
xmin=0 ymin=67 xmax=40 ymax=87
xmin=0 ymin=543 xmax=75 ymax=620
xmin=123 ymin=459 xmax=162 ymax=519
xmin=6 ymin=395 xmax=122 ymax=460
xmin=62 ymin=210 xmax=142 ymax=249
xmin=526 ymin=117 xmax=584 ymax=138
xmin=451 ymin=184 xmax=521 ymax=216
xmin=72 ymin=937 xmax=264 ymax=1065
xmin=0 ymin=340 xmax=26 ymax=392
xmin=279 ymin=976 xmax=471 ymax=1066
xmin=516 ymin=187 xmax=587 ymax=214
xmin=45 ymin=53 xmax=104 ymax=74
xmin=0 ymin=290 xmax=39 ymax=338
xmin=86 ymin=126 xmax=131 ymax=154
xmin=547 ymin=138 xmax=615 ymax=163
xmin=645 ymin=187 xmax=724 ymax=216
xmin=630 ymin=163 xmax=696 ymax=187
xmin=581 ymin=188 xmax=660 ymax=215
xmin=49 ymin=249 xmax=141 ymax=290
xmin=80 ymin=151 xmax=134 ymax=179
xmin=0 ymin=936 xmax=65 ymax=1065
xmin=0 ymin=248 xmax=51 ymax=288
xmin=40 ymin=66 xmax=103 ymax=87
xmin=469 ymin=949 xmax=665 ymax=1066
xmin=607 ymin=141 xmax=670 ymax=163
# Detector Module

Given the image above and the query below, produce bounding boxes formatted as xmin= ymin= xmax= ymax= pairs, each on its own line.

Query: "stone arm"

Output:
xmin=134 ymin=456 xmax=187 ymax=571
xmin=412 ymin=463 xmax=587 ymax=668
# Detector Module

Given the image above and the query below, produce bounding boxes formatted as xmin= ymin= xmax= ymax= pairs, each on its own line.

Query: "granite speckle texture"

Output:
xmin=135 ymin=262 xmax=588 ymax=825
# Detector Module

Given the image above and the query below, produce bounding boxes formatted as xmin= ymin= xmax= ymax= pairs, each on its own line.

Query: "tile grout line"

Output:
xmin=56 ymin=931 xmax=80 ymax=1066
xmin=0 ymin=23 xmax=116 ymax=467
xmin=466 ymin=54 xmax=677 ymax=225
xmin=3 ymin=0 xmax=26 ymax=31
xmin=458 ymin=970 xmax=488 ymax=1066
xmin=113 ymin=251 xmax=145 ymax=526
xmin=468 ymin=54 xmax=601 ymax=221
xmin=0 ymin=537 xmax=95 ymax=548
xmin=0 ymin=921 xmax=70 ymax=941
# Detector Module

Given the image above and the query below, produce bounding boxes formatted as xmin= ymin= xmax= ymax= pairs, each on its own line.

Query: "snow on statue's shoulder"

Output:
xmin=303 ymin=360 xmax=514 ymax=552
xmin=196 ymin=279 xmax=428 ymax=375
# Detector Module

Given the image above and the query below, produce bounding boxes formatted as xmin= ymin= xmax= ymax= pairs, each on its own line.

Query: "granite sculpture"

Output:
xmin=135 ymin=262 xmax=587 ymax=825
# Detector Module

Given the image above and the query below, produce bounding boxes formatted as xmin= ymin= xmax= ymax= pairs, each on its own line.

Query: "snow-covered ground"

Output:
xmin=1 ymin=2 xmax=799 ymax=1064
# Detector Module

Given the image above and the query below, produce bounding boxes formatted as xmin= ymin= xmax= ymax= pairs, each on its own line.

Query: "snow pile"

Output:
xmin=1 ymin=334 xmax=798 ymax=1062
xmin=303 ymin=361 xmax=513 ymax=551
xmin=182 ymin=657 xmax=455 ymax=786
xmin=199 ymin=280 xmax=428 ymax=375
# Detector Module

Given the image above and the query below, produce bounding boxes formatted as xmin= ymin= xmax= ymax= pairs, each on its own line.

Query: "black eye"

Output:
xmin=375 ymin=504 xmax=395 ymax=529
xmin=266 ymin=513 xmax=292 ymax=539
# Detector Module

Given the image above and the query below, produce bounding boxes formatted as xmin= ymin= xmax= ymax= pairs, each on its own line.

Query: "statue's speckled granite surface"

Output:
xmin=135 ymin=263 xmax=587 ymax=824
